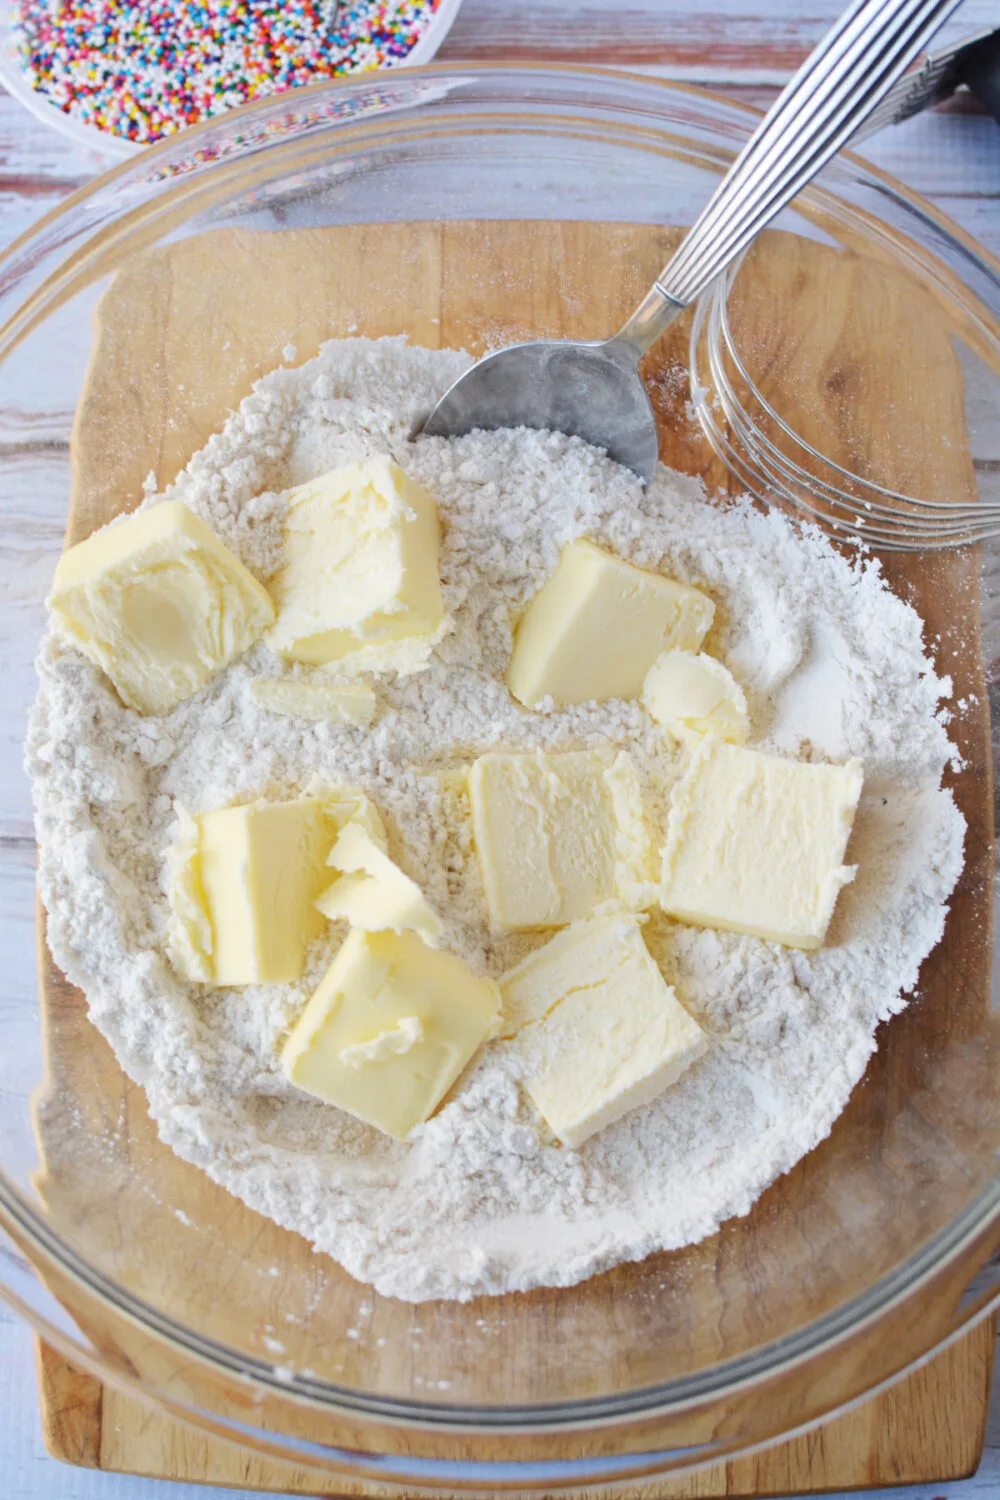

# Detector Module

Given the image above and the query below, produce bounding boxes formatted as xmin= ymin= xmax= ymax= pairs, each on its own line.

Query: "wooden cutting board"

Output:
xmin=36 ymin=1325 xmax=997 ymax=1491
xmin=35 ymin=219 xmax=997 ymax=1491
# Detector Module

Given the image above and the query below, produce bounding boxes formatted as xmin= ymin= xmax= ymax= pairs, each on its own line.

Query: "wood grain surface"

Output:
xmin=26 ymin=217 xmax=997 ymax=1491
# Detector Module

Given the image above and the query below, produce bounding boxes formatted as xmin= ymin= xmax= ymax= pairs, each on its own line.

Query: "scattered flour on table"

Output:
xmin=26 ymin=337 xmax=966 ymax=1302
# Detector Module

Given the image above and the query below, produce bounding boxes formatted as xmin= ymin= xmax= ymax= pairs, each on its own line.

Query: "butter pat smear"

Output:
xmin=251 ymin=678 xmax=377 ymax=726
xmin=315 ymin=822 xmax=443 ymax=946
xmin=324 ymin=786 xmax=389 ymax=849
xmin=49 ymin=500 xmax=275 ymax=715
xmin=468 ymin=749 xmax=651 ymax=930
xmin=340 ymin=1016 xmax=424 ymax=1068
xmin=507 ymin=538 xmax=714 ymax=708
xmin=500 ymin=914 xmax=707 ymax=1147
xmin=644 ymin=650 xmax=749 ymax=742
xmin=281 ymin=929 xmax=500 ymax=1139
xmin=661 ymin=739 xmax=863 ymax=950
xmin=267 ymin=459 xmax=447 ymax=673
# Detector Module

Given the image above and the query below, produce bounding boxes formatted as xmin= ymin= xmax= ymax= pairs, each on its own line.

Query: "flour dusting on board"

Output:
xmin=27 ymin=338 xmax=965 ymax=1302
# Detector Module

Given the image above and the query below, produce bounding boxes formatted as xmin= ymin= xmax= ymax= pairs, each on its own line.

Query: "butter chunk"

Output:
xmin=661 ymin=740 xmax=863 ymax=950
xmin=500 ymin=914 xmax=707 ymax=1147
xmin=49 ymin=500 xmax=275 ymax=715
xmin=267 ymin=458 xmax=446 ymax=672
xmin=322 ymin=785 xmax=388 ymax=850
xmin=604 ymin=751 xmax=656 ymax=910
xmin=315 ymin=822 xmax=443 ymax=946
xmin=169 ymin=796 xmax=333 ymax=986
xmin=644 ymin=650 xmax=749 ymax=742
xmin=469 ymin=749 xmax=650 ymax=931
xmin=280 ymin=929 xmax=500 ymax=1139
xmin=164 ymin=807 xmax=213 ymax=982
xmin=251 ymin=678 xmax=377 ymax=726
xmin=507 ymin=538 xmax=714 ymax=709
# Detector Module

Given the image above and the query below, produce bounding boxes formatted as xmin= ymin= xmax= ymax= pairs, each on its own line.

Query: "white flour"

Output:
xmin=27 ymin=337 xmax=966 ymax=1302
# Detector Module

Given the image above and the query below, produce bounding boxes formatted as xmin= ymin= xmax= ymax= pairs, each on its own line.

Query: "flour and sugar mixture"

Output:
xmin=28 ymin=337 xmax=965 ymax=1302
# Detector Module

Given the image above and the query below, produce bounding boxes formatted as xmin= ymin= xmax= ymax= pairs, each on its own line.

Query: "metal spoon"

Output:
xmin=422 ymin=0 xmax=965 ymax=480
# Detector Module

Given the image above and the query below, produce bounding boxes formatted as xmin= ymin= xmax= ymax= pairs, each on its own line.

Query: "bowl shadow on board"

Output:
xmin=25 ymin=218 xmax=1000 ymax=1422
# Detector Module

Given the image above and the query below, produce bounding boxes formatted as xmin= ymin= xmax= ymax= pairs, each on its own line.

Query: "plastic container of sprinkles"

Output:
xmin=0 ymin=0 xmax=465 ymax=158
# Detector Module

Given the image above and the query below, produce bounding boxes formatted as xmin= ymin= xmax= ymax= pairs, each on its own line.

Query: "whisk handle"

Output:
xmin=617 ymin=0 xmax=965 ymax=355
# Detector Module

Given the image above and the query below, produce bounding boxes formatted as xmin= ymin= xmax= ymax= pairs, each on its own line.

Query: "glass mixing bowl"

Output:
xmin=1 ymin=64 xmax=999 ymax=1492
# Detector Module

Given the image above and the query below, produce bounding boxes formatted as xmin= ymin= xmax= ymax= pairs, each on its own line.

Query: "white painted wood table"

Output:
xmin=1 ymin=0 xmax=999 ymax=1496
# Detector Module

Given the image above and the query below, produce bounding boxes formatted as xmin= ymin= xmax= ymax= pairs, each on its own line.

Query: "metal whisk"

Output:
xmin=426 ymin=0 xmax=999 ymax=551
xmin=689 ymin=256 xmax=1000 ymax=553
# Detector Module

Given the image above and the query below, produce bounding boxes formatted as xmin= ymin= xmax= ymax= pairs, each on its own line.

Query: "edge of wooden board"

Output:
xmin=35 ymin=1318 xmax=995 ymax=1495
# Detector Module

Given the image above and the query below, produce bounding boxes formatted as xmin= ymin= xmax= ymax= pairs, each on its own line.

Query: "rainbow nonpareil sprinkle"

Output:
xmin=14 ymin=0 xmax=441 ymax=145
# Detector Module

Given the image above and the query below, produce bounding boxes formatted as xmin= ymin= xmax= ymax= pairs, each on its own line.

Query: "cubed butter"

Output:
xmin=500 ymin=914 xmax=707 ymax=1147
xmin=48 ymin=500 xmax=275 ymax=715
xmin=660 ymin=739 xmax=863 ymax=950
xmin=200 ymin=797 xmax=335 ymax=985
xmin=166 ymin=796 xmax=334 ymax=985
xmin=267 ymin=458 xmax=447 ymax=672
xmin=507 ymin=538 xmax=714 ymax=709
xmin=280 ymin=929 xmax=500 ymax=1138
xmin=251 ymin=678 xmax=377 ymax=726
xmin=315 ymin=822 xmax=443 ymax=946
xmin=468 ymin=749 xmax=650 ymax=930
xmin=644 ymin=650 xmax=749 ymax=742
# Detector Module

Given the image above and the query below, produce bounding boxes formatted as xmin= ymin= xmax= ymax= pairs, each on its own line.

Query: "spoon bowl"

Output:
xmin=422 ymin=0 xmax=964 ymax=498
xmin=422 ymin=336 xmax=659 ymax=481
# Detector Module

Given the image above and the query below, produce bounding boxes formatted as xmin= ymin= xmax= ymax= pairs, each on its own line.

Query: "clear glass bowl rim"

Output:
xmin=0 ymin=62 xmax=998 ymax=1437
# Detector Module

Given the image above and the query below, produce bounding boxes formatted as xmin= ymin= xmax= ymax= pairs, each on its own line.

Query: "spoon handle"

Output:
xmin=617 ymin=0 xmax=965 ymax=356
